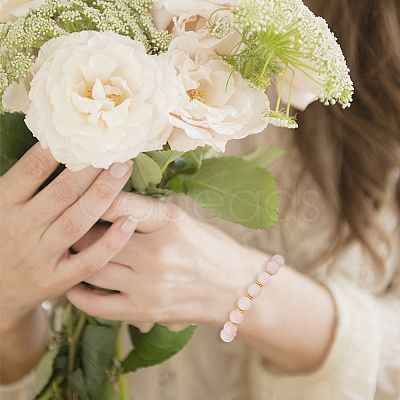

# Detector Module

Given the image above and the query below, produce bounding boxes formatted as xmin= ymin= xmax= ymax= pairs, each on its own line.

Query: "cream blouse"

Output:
xmin=1 ymin=126 xmax=400 ymax=400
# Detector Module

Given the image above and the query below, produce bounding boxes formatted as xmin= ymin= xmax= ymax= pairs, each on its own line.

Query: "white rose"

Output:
xmin=170 ymin=12 xmax=240 ymax=55
xmin=151 ymin=0 xmax=238 ymax=31
xmin=162 ymin=36 xmax=269 ymax=152
xmin=0 ymin=0 xmax=45 ymax=22
xmin=153 ymin=0 xmax=241 ymax=67
xmin=17 ymin=31 xmax=179 ymax=171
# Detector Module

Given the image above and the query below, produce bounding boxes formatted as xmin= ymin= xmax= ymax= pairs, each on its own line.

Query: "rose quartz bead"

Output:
xmin=238 ymin=296 xmax=252 ymax=310
xmin=248 ymin=283 xmax=262 ymax=298
xmin=257 ymin=271 xmax=271 ymax=286
xmin=271 ymin=254 xmax=285 ymax=267
xmin=220 ymin=329 xmax=235 ymax=342
xmin=224 ymin=321 xmax=238 ymax=335
xmin=230 ymin=309 xmax=244 ymax=324
xmin=265 ymin=261 xmax=279 ymax=275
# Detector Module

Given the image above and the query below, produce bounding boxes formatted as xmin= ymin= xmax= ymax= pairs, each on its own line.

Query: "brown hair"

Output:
xmin=296 ymin=0 xmax=400 ymax=273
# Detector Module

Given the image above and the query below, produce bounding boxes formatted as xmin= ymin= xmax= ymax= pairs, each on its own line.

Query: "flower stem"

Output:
xmin=52 ymin=380 xmax=63 ymax=400
xmin=115 ymin=331 xmax=131 ymax=400
xmin=260 ymin=50 xmax=275 ymax=78
xmin=286 ymin=66 xmax=295 ymax=118
xmin=275 ymin=64 xmax=288 ymax=112
xmin=118 ymin=375 xmax=131 ymax=400
xmin=67 ymin=311 xmax=87 ymax=400
xmin=36 ymin=376 xmax=64 ymax=400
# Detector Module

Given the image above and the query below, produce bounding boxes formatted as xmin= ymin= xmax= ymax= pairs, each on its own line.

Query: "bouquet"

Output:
xmin=0 ymin=0 xmax=353 ymax=398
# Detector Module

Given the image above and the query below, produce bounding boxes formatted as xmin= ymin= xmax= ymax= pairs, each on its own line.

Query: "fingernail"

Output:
xmin=109 ymin=160 xmax=133 ymax=179
xmin=120 ymin=216 xmax=138 ymax=234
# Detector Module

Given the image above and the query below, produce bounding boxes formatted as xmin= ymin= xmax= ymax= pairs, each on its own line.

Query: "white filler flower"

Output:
xmin=163 ymin=35 xmax=269 ymax=152
xmin=0 ymin=0 xmax=45 ymax=22
xmin=21 ymin=31 xmax=179 ymax=170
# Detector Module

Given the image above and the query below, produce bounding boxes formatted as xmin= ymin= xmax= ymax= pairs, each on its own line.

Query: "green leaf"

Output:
xmin=176 ymin=157 xmax=279 ymax=229
xmin=52 ymin=346 xmax=68 ymax=373
xmin=181 ymin=147 xmax=204 ymax=167
xmin=146 ymin=149 xmax=184 ymax=172
xmin=92 ymin=317 xmax=121 ymax=329
xmin=0 ymin=154 xmax=15 ymax=175
xmin=173 ymin=157 xmax=191 ymax=171
xmin=35 ymin=348 xmax=59 ymax=395
xmin=173 ymin=146 xmax=215 ymax=173
xmin=242 ymin=145 xmax=286 ymax=168
xmin=144 ymin=187 xmax=181 ymax=197
xmin=123 ymin=324 xmax=196 ymax=373
xmin=0 ymin=112 xmax=37 ymax=162
xmin=68 ymin=369 xmax=90 ymax=400
xmin=130 ymin=153 xmax=163 ymax=191
xmin=202 ymin=146 xmax=217 ymax=160
xmin=101 ymin=377 xmax=120 ymax=400
xmin=81 ymin=325 xmax=119 ymax=400
xmin=128 ymin=325 xmax=146 ymax=347
xmin=167 ymin=178 xmax=186 ymax=194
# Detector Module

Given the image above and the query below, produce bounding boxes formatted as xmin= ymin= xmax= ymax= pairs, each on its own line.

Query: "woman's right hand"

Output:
xmin=0 ymin=143 xmax=136 ymax=331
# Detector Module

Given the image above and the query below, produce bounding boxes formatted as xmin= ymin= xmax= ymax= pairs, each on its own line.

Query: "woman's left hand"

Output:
xmin=68 ymin=192 xmax=337 ymax=374
xmin=67 ymin=192 xmax=268 ymax=326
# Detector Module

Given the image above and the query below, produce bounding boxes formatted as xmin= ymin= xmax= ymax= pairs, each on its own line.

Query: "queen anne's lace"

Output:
xmin=0 ymin=0 xmax=173 ymax=107
xmin=1 ymin=0 xmax=353 ymax=130
xmin=227 ymin=0 xmax=353 ymax=108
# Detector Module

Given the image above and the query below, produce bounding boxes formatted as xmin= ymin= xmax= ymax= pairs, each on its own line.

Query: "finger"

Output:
xmin=28 ymin=165 xmax=102 ymax=225
xmin=71 ymin=223 xmax=108 ymax=253
xmin=102 ymin=191 xmax=187 ymax=233
xmin=58 ymin=216 xmax=137 ymax=287
xmin=71 ymin=223 xmax=149 ymax=267
xmin=83 ymin=262 xmax=132 ymax=292
xmin=44 ymin=161 xmax=133 ymax=250
xmin=66 ymin=284 xmax=133 ymax=321
xmin=0 ymin=143 xmax=59 ymax=204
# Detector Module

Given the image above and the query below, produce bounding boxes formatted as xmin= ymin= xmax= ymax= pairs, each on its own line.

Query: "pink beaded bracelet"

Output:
xmin=220 ymin=254 xmax=285 ymax=342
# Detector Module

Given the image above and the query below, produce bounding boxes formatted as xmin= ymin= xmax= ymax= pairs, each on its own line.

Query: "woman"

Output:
xmin=1 ymin=0 xmax=399 ymax=398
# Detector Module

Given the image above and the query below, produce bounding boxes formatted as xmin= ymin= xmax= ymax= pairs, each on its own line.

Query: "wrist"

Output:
xmin=237 ymin=266 xmax=337 ymax=373
xmin=198 ymin=246 xmax=270 ymax=328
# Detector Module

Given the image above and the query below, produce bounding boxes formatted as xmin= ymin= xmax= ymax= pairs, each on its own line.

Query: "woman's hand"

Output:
xmin=67 ymin=192 xmax=268 ymax=326
xmin=0 ymin=143 xmax=136 ymax=331
xmin=67 ymin=192 xmax=336 ymax=374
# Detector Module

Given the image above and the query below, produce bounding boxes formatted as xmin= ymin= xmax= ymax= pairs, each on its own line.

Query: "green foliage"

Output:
xmin=128 ymin=324 xmax=146 ymax=347
xmin=0 ymin=155 xmax=14 ymax=176
xmin=81 ymin=325 xmax=119 ymax=400
xmin=52 ymin=346 xmax=68 ymax=373
xmin=169 ymin=146 xmax=215 ymax=176
xmin=35 ymin=348 xmax=59 ymax=395
xmin=0 ymin=112 xmax=37 ymax=175
xmin=130 ymin=153 xmax=163 ymax=191
xmin=242 ymin=145 xmax=286 ymax=168
xmin=101 ymin=377 xmax=120 ymax=400
xmin=123 ymin=324 xmax=197 ymax=373
xmin=181 ymin=147 xmax=204 ymax=167
xmin=68 ymin=369 xmax=90 ymax=400
xmin=173 ymin=157 xmax=279 ymax=229
xmin=146 ymin=149 xmax=184 ymax=172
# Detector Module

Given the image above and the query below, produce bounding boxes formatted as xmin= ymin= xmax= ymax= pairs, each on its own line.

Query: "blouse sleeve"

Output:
xmin=248 ymin=271 xmax=396 ymax=400
xmin=375 ymin=265 xmax=400 ymax=400
xmin=0 ymin=370 xmax=35 ymax=400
